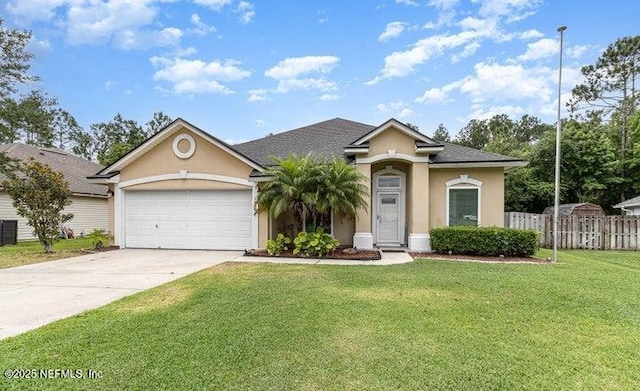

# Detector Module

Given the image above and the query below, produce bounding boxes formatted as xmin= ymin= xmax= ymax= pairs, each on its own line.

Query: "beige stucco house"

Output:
xmin=0 ymin=143 xmax=109 ymax=241
xmin=89 ymin=118 xmax=526 ymax=251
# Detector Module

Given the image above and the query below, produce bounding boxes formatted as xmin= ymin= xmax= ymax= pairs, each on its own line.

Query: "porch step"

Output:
xmin=376 ymin=246 xmax=409 ymax=253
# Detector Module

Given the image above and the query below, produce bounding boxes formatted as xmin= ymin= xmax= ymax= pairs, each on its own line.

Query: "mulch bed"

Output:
xmin=245 ymin=246 xmax=381 ymax=261
xmin=410 ymin=252 xmax=550 ymax=263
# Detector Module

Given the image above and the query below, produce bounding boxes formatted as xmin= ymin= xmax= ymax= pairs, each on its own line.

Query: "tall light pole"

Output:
xmin=553 ymin=25 xmax=567 ymax=263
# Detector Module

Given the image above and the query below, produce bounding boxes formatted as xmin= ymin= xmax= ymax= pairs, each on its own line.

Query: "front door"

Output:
xmin=377 ymin=193 xmax=400 ymax=244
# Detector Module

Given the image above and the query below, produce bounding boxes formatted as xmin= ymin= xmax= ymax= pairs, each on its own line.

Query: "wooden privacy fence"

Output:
xmin=504 ymin=212 xmax=640 ymax=250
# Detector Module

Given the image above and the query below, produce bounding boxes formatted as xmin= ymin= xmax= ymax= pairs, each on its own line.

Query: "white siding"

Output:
xmin=0 ymin=192 xmax=108 ymax=241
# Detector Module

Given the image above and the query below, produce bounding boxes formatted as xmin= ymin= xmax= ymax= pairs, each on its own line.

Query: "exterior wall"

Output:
xmin=368 ymin=128 xmax=416 ymax=156
xmin=410 ymin=162 xmax=429 ymax=233
xmin=355 ymin=163 xmax=372 ymax=233
xmin=626 ymin=206 xmax=640 ymax=215
xmin=0 ymin=192 xmax=108 ymax=241
xmin=429 ymin=167 xmax=505 ymax=229
xmin=66 ymin=196 xmax=109 ymax=237
xmin=124 ymin=179 xmax=248 ymax=191
xmin=258 ymin=210 xmax=269 ymax=248
xmin=119 ymin=126 xmax=253 ymax=183
xmin=333 ymin=215 xmax=355 ymax=246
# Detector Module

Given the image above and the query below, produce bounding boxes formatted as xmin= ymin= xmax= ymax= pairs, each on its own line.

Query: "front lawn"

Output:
xmin=1 ymin=250 xmax=639 ymax=390
xmin=0 ymin=238 xmax=94 ymax=269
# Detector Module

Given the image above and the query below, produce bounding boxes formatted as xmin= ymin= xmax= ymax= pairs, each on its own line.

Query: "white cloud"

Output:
xmin=255 ymin=119 xmax=266 ymax=127
xmin=415 ymin=87 xmax=447 ymax=103
xmin=567 ymin=44 xmax=592 ymax=59
xmin=429 ymin=0 xmax=458 ymax=9
xmin=519 ymin=29 xmax=544 ymax=40
xmin=396 ymin=0 xmax=418 ymax=5
xmin=265 ymin=56 xmax=340 ymax=95
xmin=379 ymin=22 xmax=408 ymax=42
xmin=369 ymin=0 xmax=543 ymax=84
xmin=376 ymin=100 xmax=413 ymax=118
xmin=236 ymin=1 xmax=255 ymax=24
xmin=451 ymin=41 xmax=481 ymax=63
xmin=151 ymin=57 xmax=250 ymax=95
xmin=104 ymin=80 xmax=116 ymax=90
xmin=468 ymin=105 xmax=524 ymax=120
xmin=6 ymin=0 xmax=66 ymax=22
xmin=194 ymin=0 xmax=232 ymax=11
xmin=320 ymin=93 xmax=340 ymax=101
xmin=478 ymin=0 xmax=540 ymax=18
xmin=190 ymin=13 xmax=217 ymax=36
xmin=52 ymin=0 xmax=183 ymax=50
xmin=367 ymin=29 xmax=494 ymax=84
xmin=516 ymin=38 xmax=558 ymax=62
xmin=248 ymin=89 xmax=268 ymax=102
xmin=265 ymin=56 xmax=339 ymax=79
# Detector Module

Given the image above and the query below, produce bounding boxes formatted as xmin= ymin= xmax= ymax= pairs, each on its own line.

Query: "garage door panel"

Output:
xmin=125 ymin=190 xmax=252 ymax=250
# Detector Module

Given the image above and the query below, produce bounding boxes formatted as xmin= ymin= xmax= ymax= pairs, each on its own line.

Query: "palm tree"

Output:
xmin=314 ymin=157 xmax=369 ymax=224
xmin=256 ymin=154 xmax=318 ymax=236
xmin=257 ymin=153 xmax=369 ymax=237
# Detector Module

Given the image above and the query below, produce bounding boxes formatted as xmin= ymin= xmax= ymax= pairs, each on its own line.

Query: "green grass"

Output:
xmin=0 ymin=238 xmax=93 ymax=269
xmin=1 ymin=250 xmax=639 ymax=390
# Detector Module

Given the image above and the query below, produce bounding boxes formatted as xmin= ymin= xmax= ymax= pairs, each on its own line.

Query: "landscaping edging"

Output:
xmin=244 ymin=247 xmax=381 ymax=261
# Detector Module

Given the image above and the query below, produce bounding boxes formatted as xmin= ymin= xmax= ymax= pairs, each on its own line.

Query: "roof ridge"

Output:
xmin=235 ymin=117 xmax=374 ymax=146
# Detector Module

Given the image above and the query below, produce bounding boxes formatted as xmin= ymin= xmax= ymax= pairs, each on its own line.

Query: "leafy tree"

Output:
xmin=432 ymin=123 xmax=451 ymax=142
xmin=530 ymin=120 xmax=620 ymax=209
xmin=569 ymin=36 xmax=640 ymax=201
xmin=405 ymin=122 xmax=420 ymax=131
xmin=0 ymin=19 xmax=38 ymax=97
xmin=52 ymin=109 xmax=84 ymax=150
xmin=2 ymin=158 xmax=73 ymax=252
xmin=91 ymin=113 xmax=146 ymax=165
xmin=146 ymin=111 xmax=173 ymax=135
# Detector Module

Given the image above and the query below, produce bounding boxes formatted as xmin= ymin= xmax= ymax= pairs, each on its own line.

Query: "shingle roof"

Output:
xmin=431 ymin=142 xmax=522 ymax=164
xmin=0 ymin=143 xmax=107 ymax=196
xmin=234 ymin=118 xmax=375 ymax=166
xmin=234 ymin=118 xmax=523 ymax=166
xmin=613 ymin=195 xmax=640 ymax=208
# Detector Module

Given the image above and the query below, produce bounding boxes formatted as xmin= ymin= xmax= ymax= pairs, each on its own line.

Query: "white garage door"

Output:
xmin=125 ymin=190 xmax=253 ymax=250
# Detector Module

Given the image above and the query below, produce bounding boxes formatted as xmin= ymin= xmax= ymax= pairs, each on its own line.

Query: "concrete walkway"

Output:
xmin=0 ymin=249 xmax=411 ymax=340
xmin=236 ymin=250 xmax=414 ymax=266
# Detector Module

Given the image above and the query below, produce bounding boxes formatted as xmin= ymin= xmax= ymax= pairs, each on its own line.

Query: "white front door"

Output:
xmin=377 ymin=193 xmax=400 ymax=244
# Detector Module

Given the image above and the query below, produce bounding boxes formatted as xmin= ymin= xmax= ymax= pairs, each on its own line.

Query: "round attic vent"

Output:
xmin=172 ymin=133 xmax=196 ymax=159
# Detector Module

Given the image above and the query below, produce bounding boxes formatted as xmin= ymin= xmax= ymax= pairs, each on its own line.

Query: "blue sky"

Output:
xmin=2 ymin=0 xmax=639 ymax=143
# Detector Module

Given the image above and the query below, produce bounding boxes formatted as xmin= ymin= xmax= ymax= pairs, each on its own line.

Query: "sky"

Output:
xmin=2 ymin=0 xmax=639 ymax=144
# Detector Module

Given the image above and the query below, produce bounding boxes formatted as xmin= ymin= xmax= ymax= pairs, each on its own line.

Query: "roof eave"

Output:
xmin=430 ymin=160 xmax=528 ymax=171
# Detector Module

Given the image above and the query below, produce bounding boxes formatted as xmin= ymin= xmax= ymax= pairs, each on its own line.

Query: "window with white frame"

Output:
xmin=446 ymin=175 xmax=482 ymax=227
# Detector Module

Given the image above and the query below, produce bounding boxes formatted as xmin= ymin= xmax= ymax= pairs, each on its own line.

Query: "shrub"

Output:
xmin=430 ymin=226 xmax=539 ymax=257
xmin=266 ymin=233 xmax=291 ymax=256
xmin=293 ymin=227 xmax=339 ymax=257
xmin=87 ymin=228 xmax=109 ymax=250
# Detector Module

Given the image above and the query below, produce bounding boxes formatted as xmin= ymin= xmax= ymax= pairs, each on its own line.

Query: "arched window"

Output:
xmin=445 ymin=175 xmax=482 ymax=227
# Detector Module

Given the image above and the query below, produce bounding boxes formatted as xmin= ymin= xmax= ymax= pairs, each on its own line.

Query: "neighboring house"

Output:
xmin=542 ymin=203 xmax=605 ymax=216
xmin=0 ymin=143 xmax=109 ymax=241
xmin=89 ymin=118 xmax=526 ymax=251
xmin=613 ymin=195 xmax=640 ymax=215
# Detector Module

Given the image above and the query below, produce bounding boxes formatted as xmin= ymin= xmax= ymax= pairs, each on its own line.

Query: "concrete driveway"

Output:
xmin=0 ymin=249 xmax=243 ymax=340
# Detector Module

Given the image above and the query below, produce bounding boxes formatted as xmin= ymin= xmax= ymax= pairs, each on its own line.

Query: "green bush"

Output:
xmin=87 ymin=228 xmax=109 ymax=250
xmin=266 ymin=233 xmax=291 ymax=256
xmin=430 ymin=226 xmax=539 ymax=257
xmin=293 ymin=227 xmax=340 ymax=257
